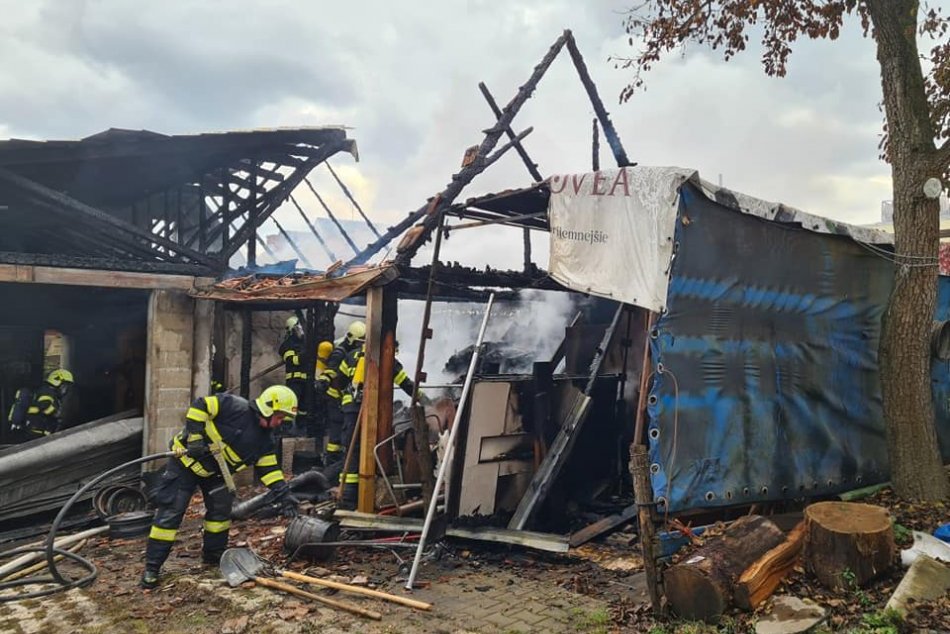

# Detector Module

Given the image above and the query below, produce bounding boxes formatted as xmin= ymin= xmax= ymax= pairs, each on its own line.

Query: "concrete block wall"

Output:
xmin=144 ymin=290 xmax=196 ymax=458
xmin=223 ymin=310 xmax=291 ymax=399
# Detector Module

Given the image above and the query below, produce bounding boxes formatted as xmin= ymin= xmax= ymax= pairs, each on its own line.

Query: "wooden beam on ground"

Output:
xmin=569 ymin=504 xmax=637 ymax=548
xmin=333 ymin=510 xmax=569 ymax=553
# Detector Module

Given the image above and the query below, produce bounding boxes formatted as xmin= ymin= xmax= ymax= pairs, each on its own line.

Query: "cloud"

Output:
xmin=0 ymin=0 xmax=896 ymax=265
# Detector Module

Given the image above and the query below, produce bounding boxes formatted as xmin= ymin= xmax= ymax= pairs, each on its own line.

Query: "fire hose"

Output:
xmin=0 ymin=451 xmax=174 ymax=602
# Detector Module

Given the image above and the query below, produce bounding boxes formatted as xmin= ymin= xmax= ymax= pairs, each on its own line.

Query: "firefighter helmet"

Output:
xmin=47 ymin=369 xmax=74 ymax=387
xmin=286 ymin=315 xmax=301 ymax=333
xmin=346 ymin=321 xmax=366 ymax=345
xmin=255 ymin=385 xmax=298 ymax=418
xmin=317 ymin=340 xmax=333 ymax=362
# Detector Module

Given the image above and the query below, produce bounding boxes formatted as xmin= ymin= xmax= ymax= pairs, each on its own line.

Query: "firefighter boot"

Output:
xmin=140 ymin=568 xmax=161 ymax=589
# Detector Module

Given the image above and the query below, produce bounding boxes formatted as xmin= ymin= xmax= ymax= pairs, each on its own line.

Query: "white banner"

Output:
xmin=547 ymin=166 xmax=695 ymax=312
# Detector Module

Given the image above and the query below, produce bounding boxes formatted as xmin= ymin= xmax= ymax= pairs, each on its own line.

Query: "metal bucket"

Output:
xmin=283 ymin=515 xmax=340 ymax=561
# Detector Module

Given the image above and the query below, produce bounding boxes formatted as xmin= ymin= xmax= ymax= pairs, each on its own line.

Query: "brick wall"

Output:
xmin=143 ymin=290 xmax=196 ymax=458
xmin=223 ymin=310 xmax=290 ymax=397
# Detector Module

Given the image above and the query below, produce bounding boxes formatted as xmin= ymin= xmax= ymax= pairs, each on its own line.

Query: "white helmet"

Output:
xmin=346 ymin=320 xmax=366 ymax=345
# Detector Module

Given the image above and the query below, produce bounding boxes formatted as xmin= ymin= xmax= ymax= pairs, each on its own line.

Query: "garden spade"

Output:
xmin=219 ymin=548 xmax=382 ymax=620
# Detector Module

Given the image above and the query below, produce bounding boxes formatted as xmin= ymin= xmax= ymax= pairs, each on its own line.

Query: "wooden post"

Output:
xmin=632 ymin=443 xmax=663 ymax=614
xmin=240 ymin=309 xmax=252 ymax=399
xmin=358 ymin=285 xmax=397 ymax=512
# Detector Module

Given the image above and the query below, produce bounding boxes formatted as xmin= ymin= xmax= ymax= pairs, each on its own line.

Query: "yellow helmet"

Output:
xmin=47 ymin=369 xmax=74 ymax=387
xmin=255 ymin=384 xmax=298 ymax=418
xmin=346 ymin=320 xmax=366 ymax=345
xmin=317 ymin=340 xmax=333 ymax=361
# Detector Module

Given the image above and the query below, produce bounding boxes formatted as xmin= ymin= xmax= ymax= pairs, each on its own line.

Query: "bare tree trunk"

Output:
xmin=869 ymin=0 xmax=949 ymax=501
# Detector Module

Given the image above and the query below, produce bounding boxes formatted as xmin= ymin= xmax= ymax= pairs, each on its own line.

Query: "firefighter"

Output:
xmin=25 ymin=369 xmax=74 ymax=436
xmin=314 ymin=321 xmax=365 ymax=483
xmin=279 ymin=316 xmax=309 ymax=431
xmin=140 ymin=385 xmax=299 ymax=589
xmin=306 ymin=340 xmax=334 ymax=441
xmin=337 ymin=341 xmax=414 ymax=510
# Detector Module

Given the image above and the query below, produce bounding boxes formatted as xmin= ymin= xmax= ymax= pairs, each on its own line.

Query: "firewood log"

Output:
xmin=734 ymin=521 xmax=805 ymax=609
xmin=664 ymin=515 xmax=785 ymax=622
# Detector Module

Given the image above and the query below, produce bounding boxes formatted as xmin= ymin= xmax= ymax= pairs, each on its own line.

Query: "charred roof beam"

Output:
xmin=0 ymin=167 xmax=220 ymax=269
xmin=289 ymin=193 xmax=337 ymax=264
xmin=220 ymin=139 xmax=353 ymax=262
xmin=303 ymin=176 xmax=360 ymax=254
xmin=326 ymin=162 xmax=380 ymax=238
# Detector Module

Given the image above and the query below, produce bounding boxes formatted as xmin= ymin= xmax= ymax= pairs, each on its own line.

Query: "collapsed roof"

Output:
xmin=0 ymin=127 xmax=357 ymax=276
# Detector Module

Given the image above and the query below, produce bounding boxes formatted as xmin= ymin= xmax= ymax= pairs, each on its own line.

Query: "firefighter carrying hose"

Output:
xmin=140 ymin=385 xmax=299 ymax=589
xmin=336 ymin=341 xmax=414 ymax=510
xmin=314 ymin=320 xmax=366 ymax=483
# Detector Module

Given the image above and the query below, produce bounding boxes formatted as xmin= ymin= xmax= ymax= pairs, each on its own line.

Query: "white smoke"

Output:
xmin=396 ymin=288 xmax=577 ymax=386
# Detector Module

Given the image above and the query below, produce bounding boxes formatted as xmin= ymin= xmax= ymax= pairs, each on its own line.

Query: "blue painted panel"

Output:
xmin=647 ymin=183 xmax=930 ymax=511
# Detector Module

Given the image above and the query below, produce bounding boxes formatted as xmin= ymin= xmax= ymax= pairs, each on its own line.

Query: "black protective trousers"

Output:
xmin=144 ymin=458 xmax=234 ymax=572
xmin=322 ymin=403 xmax=345 ymax=483
xmin=339 ymin=406 xmax=360 ymax=510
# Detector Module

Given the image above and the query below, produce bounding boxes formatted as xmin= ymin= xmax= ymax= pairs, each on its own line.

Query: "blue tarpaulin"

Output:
xmin=647 ymin=182 xmax=950 ymax=512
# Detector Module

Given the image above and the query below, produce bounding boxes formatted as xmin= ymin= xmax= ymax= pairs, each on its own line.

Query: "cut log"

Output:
xmin=664 ymin=515 xmax=786 ymax=623
xmin=804 ymin=501 xmax=895 ymax=591
xmin=734 ymin=521 xmax=805 ymax=610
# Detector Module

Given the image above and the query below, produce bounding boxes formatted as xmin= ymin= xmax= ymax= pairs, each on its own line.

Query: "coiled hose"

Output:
xmin=0 ymin=451 xmax=173 ymax=602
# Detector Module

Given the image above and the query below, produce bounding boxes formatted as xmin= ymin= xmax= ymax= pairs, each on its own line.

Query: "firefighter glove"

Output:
xmin=280 ymin=493 xmax=301 ymax=518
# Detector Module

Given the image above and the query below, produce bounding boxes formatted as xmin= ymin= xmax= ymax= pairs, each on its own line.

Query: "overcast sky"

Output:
xmin=1 ymin=0 xmax=897 ymax=271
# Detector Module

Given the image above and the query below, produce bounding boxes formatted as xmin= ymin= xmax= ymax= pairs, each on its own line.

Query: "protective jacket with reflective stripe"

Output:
xmin=172 ymin=393 xmax=284 ymax=487
xmin=338 ymin=347 xmax=414 ymax=413
xmin=317 ymin=338 xmax=360 ymax=401
xmin=278 ymin=334 xmax=308 ymax=381
xmin=26 ymin=384 xmax=62 ymax=436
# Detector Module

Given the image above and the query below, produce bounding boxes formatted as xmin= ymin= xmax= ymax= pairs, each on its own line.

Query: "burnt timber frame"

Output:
xmin=0 ymin=128 xmax=355 ymax=276
xmin=341 ymin=29 xmax=631 ymax=277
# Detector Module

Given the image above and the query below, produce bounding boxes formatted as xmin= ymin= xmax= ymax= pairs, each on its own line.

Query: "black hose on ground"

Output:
xmin=0 ymin=451 xmax=173 ymax=602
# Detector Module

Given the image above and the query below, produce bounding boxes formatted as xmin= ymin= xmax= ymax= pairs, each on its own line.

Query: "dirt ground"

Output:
xmin=0 ymin=507 xmax=646 ymax=634
xmin=1 ymin=486 xmax=947 ymax=634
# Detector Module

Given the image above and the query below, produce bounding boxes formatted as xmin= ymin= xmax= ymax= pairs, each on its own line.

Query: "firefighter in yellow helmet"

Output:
xmin=314 ymin=321 xmax=365 ymax=482
xmin=336 ymin=340 xmax=414 ymax=510
xmin=141 ymin=385 xmax=298 ymax=589
xmin=25 ymin=369 xmax=74 ymax=436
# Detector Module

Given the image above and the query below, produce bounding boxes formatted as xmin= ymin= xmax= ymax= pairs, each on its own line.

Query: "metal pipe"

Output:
xmin=405 ymin=293 xmax=495 ymax=590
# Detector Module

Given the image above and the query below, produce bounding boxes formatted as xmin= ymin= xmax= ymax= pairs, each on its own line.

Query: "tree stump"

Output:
xmin=804 ymin=501 xmax=895 ymax=591
xmin=664 ymin=515 xmax=786 ymax=622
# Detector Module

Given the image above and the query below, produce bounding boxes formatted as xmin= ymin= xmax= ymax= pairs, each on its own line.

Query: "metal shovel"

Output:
xmin=219 ymin=548 xmax=382 ymax=620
